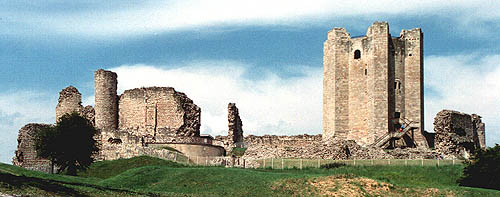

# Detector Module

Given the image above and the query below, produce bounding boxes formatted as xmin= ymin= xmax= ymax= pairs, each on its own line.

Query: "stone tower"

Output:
xmin=323 ymin=22 xmax=426 ymax=147
xmin=94 ymin=69 xmax=118 ymax=132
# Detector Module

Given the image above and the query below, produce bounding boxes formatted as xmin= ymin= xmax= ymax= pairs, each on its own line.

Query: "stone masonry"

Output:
xmin=56 ymin=86 xmax=95 ymax=125
xmin=12 ymin=124 xmax=54 ymax=173
xmin=55 ymin=86 xmax=83 ymax=122
xmin=434 ymin=110 xmax=486 ymax=159
xmin=227 ymin=103 xmax=244 ymax=151
xmin=323 ymin=21 xmax=427 ymax=148
xmin=118 ymin=87 xmax=201 ymax=137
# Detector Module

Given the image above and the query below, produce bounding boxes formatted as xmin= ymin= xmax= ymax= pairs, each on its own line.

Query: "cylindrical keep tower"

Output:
xmin=94 ymin=69 xmax=118 ymax=131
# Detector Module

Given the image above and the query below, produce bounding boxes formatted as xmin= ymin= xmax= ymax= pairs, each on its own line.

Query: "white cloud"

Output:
xmin=5 ymin=0 xmax=499 ymax=38
xmin=0 ymin=91 xmax=56 ymax=164
xmin=109 ymin=61 xmax=323 ymax=136
xmin=424 ymin=54 xmax=500 ymax=147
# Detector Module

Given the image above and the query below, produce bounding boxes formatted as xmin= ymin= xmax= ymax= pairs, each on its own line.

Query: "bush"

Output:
xmin=35 ymin=112 xmax=98 ymax=175
xmin=458 ymin=144 xmax=500 ymax=190
xmin=320 ymin=162 xmax=346 ymax=169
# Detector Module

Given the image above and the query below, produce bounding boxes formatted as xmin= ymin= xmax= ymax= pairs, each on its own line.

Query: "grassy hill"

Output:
xmin=1 ymin=156 xmax=498 ymax=196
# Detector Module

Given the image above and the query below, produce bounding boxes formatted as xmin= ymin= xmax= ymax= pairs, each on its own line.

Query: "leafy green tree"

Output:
xmin=458 ymin=144 xmax=500 ymax=190
xmin=35 ymin=112 xmax=99 ymax=175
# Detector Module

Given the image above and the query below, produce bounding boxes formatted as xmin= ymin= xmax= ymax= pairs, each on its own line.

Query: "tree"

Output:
xmin=458 ymin=144 xmax=500 ymax=190
xmin=35 ymin=112 xmax=99 ymax=175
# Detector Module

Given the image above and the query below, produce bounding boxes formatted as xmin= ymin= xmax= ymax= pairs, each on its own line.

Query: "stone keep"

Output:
xmin=323 ymin=22 xmax=426 ymax=147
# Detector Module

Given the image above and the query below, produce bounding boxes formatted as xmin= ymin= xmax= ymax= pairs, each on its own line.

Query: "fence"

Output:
xmin=144 ymin=148 xmax=246 ymax=168
xmin=256 ymin=158 xmax=465 ymax=169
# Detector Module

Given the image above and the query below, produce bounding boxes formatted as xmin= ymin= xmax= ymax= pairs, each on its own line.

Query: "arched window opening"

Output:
xmin=354 ymin=50 xmax=361 ymax=59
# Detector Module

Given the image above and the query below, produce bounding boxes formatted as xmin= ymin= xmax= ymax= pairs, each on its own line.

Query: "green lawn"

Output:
xmin=1 ymin=156 xmax=498 ymax=196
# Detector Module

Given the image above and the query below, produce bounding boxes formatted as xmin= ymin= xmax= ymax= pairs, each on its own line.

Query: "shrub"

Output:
xmin=320 ymin=162 xmax=346 ymax=169
xmin=458 ymin=144 xmax=500 ymax=190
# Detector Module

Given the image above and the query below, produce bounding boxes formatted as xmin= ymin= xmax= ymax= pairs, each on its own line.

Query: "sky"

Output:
xmin=1 ymin=0 xmax=499 ymax=164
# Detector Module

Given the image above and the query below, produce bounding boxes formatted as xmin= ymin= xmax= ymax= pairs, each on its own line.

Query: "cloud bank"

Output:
xmin=109 ymin=61 xmax=323 ymax=136
xmin=4 ymin=0 xmax=499 ymax=38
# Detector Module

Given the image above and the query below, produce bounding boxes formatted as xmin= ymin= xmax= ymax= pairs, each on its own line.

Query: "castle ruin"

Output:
xmin=12 ymin=22 xmax=489 ymax=172
xmin=323 ymin=22 xmax=429 ymax=148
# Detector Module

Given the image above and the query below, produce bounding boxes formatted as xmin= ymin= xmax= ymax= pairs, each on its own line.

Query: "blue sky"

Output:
xmin=1 ymin=1 xmax=499 ymax=164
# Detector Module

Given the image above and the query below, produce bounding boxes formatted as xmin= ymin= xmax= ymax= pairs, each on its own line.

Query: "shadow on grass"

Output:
xmin=0 ymin=172 xmax=154 ymax=196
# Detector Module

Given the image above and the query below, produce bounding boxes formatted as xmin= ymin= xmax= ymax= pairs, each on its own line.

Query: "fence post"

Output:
xmin=300 ymin=159 xmax=303 ymax=169
xmin=317 ymin=159 xmax=320 ymax=168
xmin=405 ymin=159 xmax=407 ymax=166
xmin=371 ymin=159 xmax=374 ymax=166
xmin=282 ymin=159 xmax=284 ymax=169
xmin=263 ymin=159 xmax=266 ymax=168
xmin=205 ymin=157 xmax=208 ymax=166
xmin=452 ymin=159 xmax=455 ymax=166
xmin=174 ymin=152 xmax=177 ymax=162
xmin=437 ymin=159 xmax=440 ymax=167
xmin=421 ymin=158 xmax=424 ymax=166
xmin=196 ymin=156 xmax=199 ymax=165
xmin=388 ymin=159 xmax=391 ymax=165
xmin=272 ymin=158 xmax=274 ymax=169
xmin=353 ymin=159 xmax=356 ymax=166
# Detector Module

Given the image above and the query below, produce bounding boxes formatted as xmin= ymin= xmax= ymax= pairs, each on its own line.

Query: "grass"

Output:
xmin=1 ymin=156 xmax=499 ymax=196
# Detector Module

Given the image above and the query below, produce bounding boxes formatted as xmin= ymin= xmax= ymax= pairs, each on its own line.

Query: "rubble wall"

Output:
xmin=55 ymin=86 xmax=83 ymax=122
xmin=118 ymin=87 xmax=201 ymax=137
xmin=227 ymin=103 xmax=244 ymax=150
xmin=217 ymin=134 xmax=397 ymax=160
xmin=12 ymin=124 xmax=53 ymax=173
xmin=434 ymin=110 xmax=485 ymax=158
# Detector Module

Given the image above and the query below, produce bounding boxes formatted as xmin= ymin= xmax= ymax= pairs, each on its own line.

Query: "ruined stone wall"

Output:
xmin=227 ymin=103 xmax=244 ymax=150
xmin=94 ymin=69 xmax=118 ymax=132
xmin=434 ymin=110 xmax=485 ymax=158
xmin=118 ymin=87 xmax=201 ymax=137
xmin=471 ymin=114 xmax=486 ymax=149
xmin=55 ymin=86 xmax=95 ymax=126
xmin=12 ymin=124 xmax=53 ymax=173
xmin=216 ymin=134 xmax=393 ymax=160
xmin=56 ymin=86 xmax=83 ymax=122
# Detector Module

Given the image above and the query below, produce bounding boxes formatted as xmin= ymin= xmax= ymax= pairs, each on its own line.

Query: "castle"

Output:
xmin=323 ymin=22 xmax=428 ymax=148
xmin=13 ymin=22 xmax=487 ymax=173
